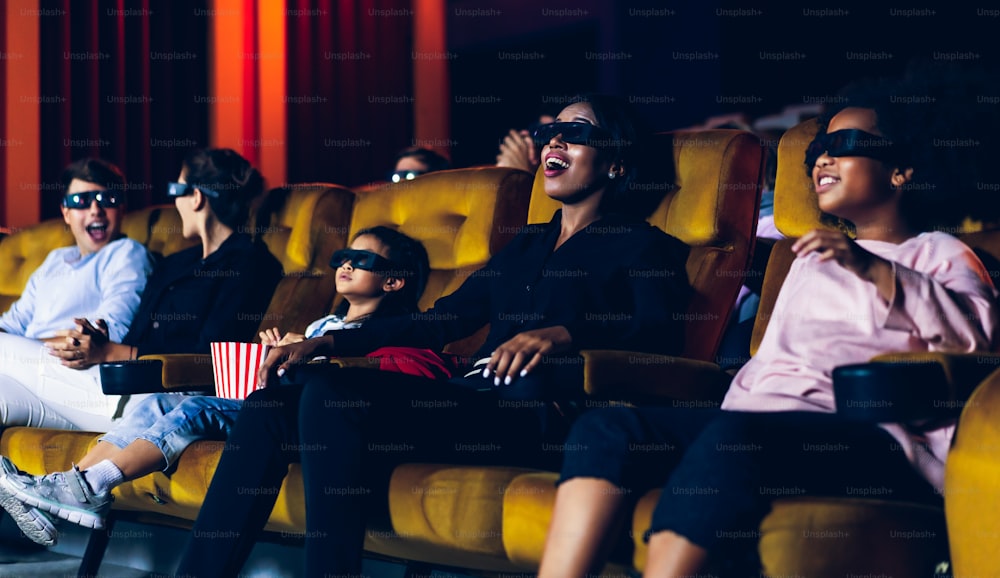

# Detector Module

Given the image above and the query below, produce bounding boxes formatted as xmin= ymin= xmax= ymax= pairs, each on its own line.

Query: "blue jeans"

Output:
xmin=99 ymin=393 xmax=242 ymax=469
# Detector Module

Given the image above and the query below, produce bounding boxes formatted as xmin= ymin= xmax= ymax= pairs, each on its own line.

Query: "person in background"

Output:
xmin=389 ymin=146 xmax=451 ymax=182
xmin=495 ymin=112 xmax=557 ymax=174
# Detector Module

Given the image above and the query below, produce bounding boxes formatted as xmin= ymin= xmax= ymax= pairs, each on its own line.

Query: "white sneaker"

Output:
xmin=0 ymin=456 xmax=58 ymax=546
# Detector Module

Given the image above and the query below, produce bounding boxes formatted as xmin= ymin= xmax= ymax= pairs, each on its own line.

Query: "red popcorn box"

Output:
xmin=210 ymin=342 xmax=271 ymax=400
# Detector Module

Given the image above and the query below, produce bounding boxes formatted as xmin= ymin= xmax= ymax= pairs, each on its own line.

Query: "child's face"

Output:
xmin=335 ymin=234 xmax=391 ymax=299
xmin=811 ymin=107 xmax=899 ymax=222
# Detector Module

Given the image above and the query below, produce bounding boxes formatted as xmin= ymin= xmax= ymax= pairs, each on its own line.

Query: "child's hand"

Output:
xmin=277 ymin=332 xmax=305 ymax=346
xmin=259 ymin=327 xmax=283 ymax=347
xmin=793 ymin=229 xmax=895 ymax=300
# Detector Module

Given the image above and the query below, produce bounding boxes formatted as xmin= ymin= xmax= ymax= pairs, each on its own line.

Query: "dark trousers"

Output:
xmin=175 ymin=363 xmax=579 ymax=578
xmin=561 ymin=408 xmax=941 ymax=551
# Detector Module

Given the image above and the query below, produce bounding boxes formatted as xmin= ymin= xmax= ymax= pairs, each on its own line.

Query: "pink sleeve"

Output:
xmin=877 ymin=248 xmax=998 ymax=352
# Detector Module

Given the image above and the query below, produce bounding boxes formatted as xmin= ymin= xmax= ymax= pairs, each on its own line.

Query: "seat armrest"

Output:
xmin=580 ymin=350 xmax=732 ymax=406
xmin=100 ymin=354 xmax=215 ymax=395
xmin=833 ymin=352 xmax=1000 ymax=422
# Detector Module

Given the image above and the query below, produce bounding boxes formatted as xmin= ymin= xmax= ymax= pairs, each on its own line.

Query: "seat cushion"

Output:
xmin=630 ymin=491 xmax=948 ymax=576
xmin=500 ymin=471 xmax=558 ymax=567
xmin=388 ymin=464 xmax=536 ymax=559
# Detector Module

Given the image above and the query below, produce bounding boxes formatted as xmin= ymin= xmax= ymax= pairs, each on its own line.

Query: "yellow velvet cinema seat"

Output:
xmin=626 ymin=119 xmax=995 ymax=577
xmin=946 ymin=365 xmax=1000 ymax=577
xmin=386 ymin=129 xmax=765 ymax=574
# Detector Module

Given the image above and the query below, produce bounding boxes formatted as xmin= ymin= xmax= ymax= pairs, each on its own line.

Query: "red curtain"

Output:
xmin=285 ymin=0 xmax=413 ymax=187
xmin=38 ymin=0 xmax=209 ymax=219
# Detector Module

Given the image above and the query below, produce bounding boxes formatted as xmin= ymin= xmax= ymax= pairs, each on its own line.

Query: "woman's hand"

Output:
xmin=484 ymin=326 xmax=572 ymax=387
xmin=793 ymin=229 xmax=895 ymax=301
xmin=258 ymin=335 xmax=334 ymax=387
xmin=46 ymin=318 xmax=111 ymax=369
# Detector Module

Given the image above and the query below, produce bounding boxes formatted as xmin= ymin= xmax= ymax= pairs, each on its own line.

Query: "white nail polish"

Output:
xmin=504 ymin=375 xmax=512 ymax=385
xmin=277 ymin=368 xmax=286 ymax=377
xmin=494 ymin=377 xmax=500 ymax=386
xmin=520 ymin=369 xmax=528 ymax=377
xmin=482 ymin=368 xmax=490 ymax=378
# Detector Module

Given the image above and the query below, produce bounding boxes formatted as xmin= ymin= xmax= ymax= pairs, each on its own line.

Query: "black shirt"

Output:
xmin=123 ymin=232 xmax=283 ymax=357
xmin=332 ymin=210 xmax=690 ymax=359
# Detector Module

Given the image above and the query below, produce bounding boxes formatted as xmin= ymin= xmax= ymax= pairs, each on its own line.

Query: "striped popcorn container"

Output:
xmin=210 ymin=342 xmax=271 ymax=400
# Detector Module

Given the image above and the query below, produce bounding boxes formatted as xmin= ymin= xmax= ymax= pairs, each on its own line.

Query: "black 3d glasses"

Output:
xmin=330 ymin=249 xmax=394 ymax=272
xmin=167 ymin=182 xmax=222 ymax=198
xmin=532 ymin=122 xmax=615 ymax=148
xmin=388 ymin=170 xmax=426 ymax=183
xmin=804 ymin=129 xmax=900 ymax=171
xmin=62 ymin=190 xmax=123 ymax=209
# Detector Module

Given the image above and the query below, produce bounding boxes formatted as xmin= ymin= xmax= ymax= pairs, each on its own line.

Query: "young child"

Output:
xmin=0 ymin=226 xmax=432 ymax=544
xmin=537 ymin=65 xmax=1000 ymax=577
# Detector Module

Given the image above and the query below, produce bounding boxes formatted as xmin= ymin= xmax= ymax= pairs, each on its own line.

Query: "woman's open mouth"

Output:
xmin=543 ymin=155 xmax=569 ymax=177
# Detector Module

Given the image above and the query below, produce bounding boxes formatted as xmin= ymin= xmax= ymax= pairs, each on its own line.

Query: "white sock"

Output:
xmin=81 ymin=460 xmax=125 ymax=495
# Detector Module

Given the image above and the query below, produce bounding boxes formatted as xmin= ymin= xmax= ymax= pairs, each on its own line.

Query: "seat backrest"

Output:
xmin=134 ymin=206 xmax=201 ymax=258
xmin=252 ymin=183 xmax=356 ymax=339
xmin=347 ymin=167 xmax=534 ymax=355
xmin=751 ymin=119 xmax=825 ymax=355
xmin=527 ymin=130 xmax=765 ymax=362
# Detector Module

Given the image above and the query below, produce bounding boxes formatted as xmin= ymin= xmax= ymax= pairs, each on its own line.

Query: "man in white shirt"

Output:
xmin=0 ymin=158 xmax=154 ymax=428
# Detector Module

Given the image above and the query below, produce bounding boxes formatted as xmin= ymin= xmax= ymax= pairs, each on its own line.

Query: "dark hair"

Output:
xmin=182 ymin=148 xmax=264 ymax=230
xmin=394 ymin=147 xmax=451 ymax=173
xmin=332 ymin=226 xmax=431 ymax=319
xmin=564 ymin=94 xmax=655 ymax=217
xmin=817 ymin=61 xmax=1000 ymax=231
xmin=60 ymin=158 xmax=127 ymax=197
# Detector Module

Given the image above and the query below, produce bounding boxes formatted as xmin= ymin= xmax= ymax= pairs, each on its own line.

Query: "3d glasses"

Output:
xmin=167 ymin=182 xmax=222 ymax=198
xmin=804 ymin=129 xmax=900 ymax=171
xmin=329 ymin=249 xmax=394 ymax=272
xmin=62 ymin=190 xmax=123 ymax=209
xmin=532 ymin=121 xmax=615 ymax=148
xmin=388 ymin=170 xmax=426 ymax=183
